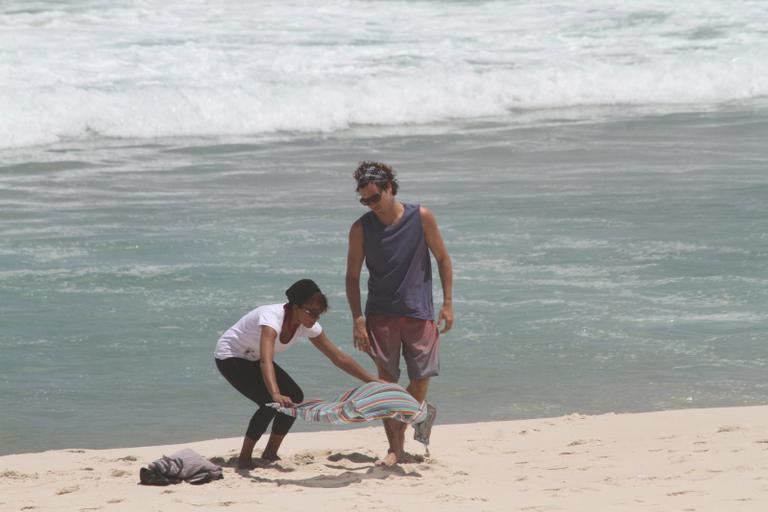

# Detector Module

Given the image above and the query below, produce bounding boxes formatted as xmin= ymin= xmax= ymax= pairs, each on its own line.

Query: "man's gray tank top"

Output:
xmin=360 ymin=202 xmax=434 ymax=320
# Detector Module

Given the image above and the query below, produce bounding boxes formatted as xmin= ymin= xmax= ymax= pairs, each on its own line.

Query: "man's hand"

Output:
xmin=353 ymin=316 xmax=370 ymax=352
xmin=438 ymin=302 xmax=454 ymax=333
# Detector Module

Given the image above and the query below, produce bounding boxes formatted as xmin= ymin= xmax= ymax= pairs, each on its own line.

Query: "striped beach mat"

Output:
xmin=268 ymin=382 xmax=436 ymax=448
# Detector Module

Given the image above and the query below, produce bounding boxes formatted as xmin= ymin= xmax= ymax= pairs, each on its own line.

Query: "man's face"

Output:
xmin=358 ymin=182 xmax=390 ymax=212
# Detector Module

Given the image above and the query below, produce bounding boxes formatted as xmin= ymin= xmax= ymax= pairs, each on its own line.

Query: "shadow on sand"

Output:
xmin=228 ymin=450 xmax=427 ymax=488
xmin=247 ymin=464 xmax=421 ymax=488
xmin=209 ymin=456 xmax=296 ymax=473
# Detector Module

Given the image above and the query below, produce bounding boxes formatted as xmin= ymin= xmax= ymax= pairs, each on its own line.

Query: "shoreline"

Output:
xmin=3 ymin=404 xmax=767 ymax=511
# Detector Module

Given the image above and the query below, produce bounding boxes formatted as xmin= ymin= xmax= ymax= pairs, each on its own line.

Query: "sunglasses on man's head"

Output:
xmin=359 ymin=192 xmax=382 ymax=206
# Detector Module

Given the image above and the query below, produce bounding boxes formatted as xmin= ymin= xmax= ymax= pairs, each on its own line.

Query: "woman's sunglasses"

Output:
xmin=301 ymin=307 xmax=322 ymax=319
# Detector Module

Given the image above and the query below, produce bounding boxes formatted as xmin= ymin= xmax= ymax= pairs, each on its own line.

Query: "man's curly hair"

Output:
xmin=353 ymin=161 xmax=399 ymax=196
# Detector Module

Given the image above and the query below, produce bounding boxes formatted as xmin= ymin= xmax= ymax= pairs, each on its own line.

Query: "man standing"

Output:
xmin=345 ymin=161 xmax=453 ymax=466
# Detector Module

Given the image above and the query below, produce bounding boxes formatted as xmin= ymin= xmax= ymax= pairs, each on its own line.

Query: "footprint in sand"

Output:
xmin=292 ymin=451 xmax=317 ymax=465
xmin=1 ymin=470 xmax=38 ymax=480
xmin=56 ymin=486 xmax=79 ymax=495
xmin=568 ymin=438 xmax=600 ymax=447
xmin=437 ymin=493 xmax=475 ymax=503
xmin=717 ymin=425 xmax=743 ymax=433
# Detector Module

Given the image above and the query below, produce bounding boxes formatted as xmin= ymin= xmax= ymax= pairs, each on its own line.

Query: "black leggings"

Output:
xmin=215 ymin=357 xmax=304 ymax=440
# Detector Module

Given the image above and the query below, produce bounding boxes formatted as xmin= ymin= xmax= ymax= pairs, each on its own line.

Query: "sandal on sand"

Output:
xmin=412 ymin=402 xmax=437 ymax=455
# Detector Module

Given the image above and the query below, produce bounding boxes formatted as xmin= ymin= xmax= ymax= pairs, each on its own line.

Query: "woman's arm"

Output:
xmin=310 ymin=331 xmax=378 ymax=383
xmin=259 ymin=325 xmax=295 ymax=407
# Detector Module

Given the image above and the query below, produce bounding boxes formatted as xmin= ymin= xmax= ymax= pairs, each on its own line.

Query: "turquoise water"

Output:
xmin=2 ymin=107 xmax=767 ymax=455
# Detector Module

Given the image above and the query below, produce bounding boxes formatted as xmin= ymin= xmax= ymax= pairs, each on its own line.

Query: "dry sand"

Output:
xmin=2 ymin=405 xmax=767 ymax=511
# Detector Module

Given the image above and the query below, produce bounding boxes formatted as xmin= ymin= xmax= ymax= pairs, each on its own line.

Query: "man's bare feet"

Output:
xmin=261 ymin=452 xmax=281 ymax=462
xmin=375 ymin=451 xmax=399 ymax=467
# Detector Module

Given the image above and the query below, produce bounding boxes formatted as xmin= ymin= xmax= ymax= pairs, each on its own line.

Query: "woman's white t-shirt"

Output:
xmin=214 ymin=303 xmax=322 ymax=361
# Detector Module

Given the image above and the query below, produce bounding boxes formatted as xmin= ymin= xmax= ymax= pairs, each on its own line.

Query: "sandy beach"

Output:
xmin=2 ymin=405 xmax=767 ymax=511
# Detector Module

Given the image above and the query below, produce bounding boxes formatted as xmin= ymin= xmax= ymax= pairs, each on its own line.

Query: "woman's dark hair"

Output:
xmin=353 ymin=161 xmax=399 ymax=196
xmin=285 ymin=279 xmax=328 ymax=312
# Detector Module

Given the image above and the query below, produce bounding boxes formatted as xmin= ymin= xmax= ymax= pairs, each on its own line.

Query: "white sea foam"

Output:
xmin=2 ymin=0 xmax=767 ymax=148
xmin=623 ymin=312 xmax=768 ymax=323
xmin=537 ymin=237 xmax=614 ymax=250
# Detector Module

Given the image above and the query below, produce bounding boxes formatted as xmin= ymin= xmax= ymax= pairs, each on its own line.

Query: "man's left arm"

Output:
xmin=421 ymin=206 xmax=453 ymax=333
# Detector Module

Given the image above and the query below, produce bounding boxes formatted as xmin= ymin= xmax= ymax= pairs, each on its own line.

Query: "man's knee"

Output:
xmin=376 ymin=364 xmax=399 ymax=383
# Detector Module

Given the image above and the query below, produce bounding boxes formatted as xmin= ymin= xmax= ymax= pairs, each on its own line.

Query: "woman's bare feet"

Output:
xmin=237 ymin=436 xmax=258 ymax=470
xmin=237 ymin=458 xmax=255 ymax=470
xmin=261 ymin=434 xmax=285 ymax=463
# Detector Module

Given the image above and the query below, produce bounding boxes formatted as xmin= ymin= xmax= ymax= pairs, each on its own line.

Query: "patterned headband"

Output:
xmin=356 ymin=165 xmax=387 ymax=186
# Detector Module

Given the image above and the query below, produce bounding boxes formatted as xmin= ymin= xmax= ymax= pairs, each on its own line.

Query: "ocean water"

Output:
xmin=2 ymin=1 xmax=768 ymax=455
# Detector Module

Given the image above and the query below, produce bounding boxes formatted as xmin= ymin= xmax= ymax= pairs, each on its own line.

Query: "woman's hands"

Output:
xmin=271 ymin=393 xmax=296 ymax=408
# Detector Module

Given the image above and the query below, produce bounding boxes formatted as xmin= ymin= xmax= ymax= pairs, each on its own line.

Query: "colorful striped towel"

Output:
xmin=268 ymin=382 xmax=436 ymax=449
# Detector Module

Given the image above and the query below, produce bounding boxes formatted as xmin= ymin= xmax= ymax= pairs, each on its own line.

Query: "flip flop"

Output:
xmin=412 ymin=402 xmax=437 ymax=455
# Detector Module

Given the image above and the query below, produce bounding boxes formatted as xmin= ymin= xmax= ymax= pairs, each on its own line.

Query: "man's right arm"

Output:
xmin=345 ymin=220 xmax=369 ymax=351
